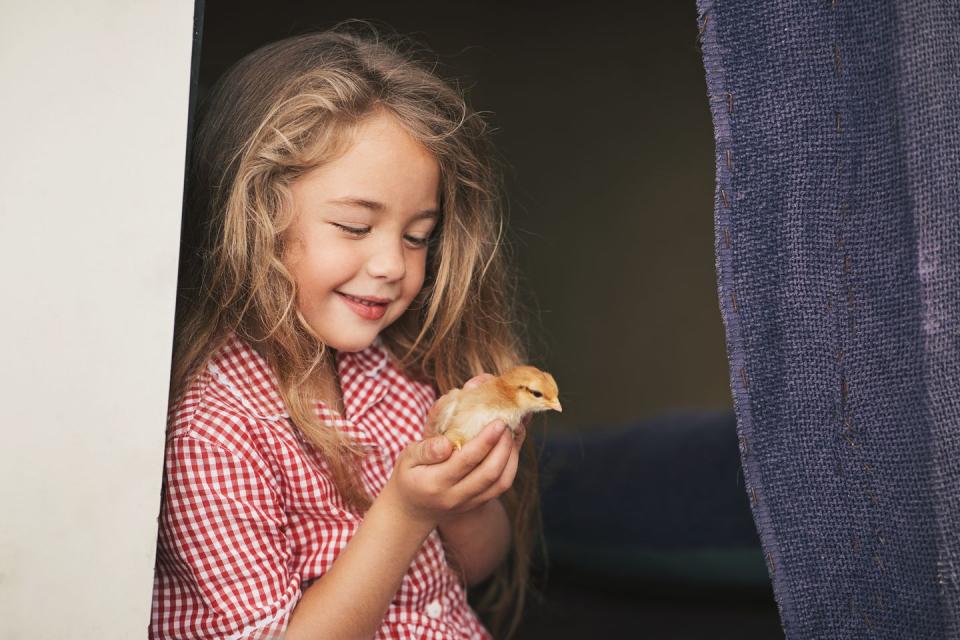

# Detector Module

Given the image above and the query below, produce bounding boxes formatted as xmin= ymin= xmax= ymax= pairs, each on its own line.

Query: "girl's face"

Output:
xmin=283 ymin=110 xmax=441 ymax=353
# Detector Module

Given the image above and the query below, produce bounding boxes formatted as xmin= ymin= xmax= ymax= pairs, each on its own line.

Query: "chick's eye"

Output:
xmin=525 ymin=387 xmax=543 ymax=398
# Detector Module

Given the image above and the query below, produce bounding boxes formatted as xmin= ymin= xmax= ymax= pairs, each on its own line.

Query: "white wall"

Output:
xmin=0 ymin=1 xmax=194 ymax=637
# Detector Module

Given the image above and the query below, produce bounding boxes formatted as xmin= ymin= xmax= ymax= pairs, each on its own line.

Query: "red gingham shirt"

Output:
xmin=150 ymin=331 xmax=493 ymax=640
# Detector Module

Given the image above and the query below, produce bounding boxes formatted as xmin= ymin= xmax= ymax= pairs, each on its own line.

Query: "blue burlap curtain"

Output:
xmin=696 ymin=1 xmax=960 ymax=637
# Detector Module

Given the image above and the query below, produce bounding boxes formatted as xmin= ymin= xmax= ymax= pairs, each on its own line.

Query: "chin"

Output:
xmin=324 ymin=331 xmax=378 ymax=353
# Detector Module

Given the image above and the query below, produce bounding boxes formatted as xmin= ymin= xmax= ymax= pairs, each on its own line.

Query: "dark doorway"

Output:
xmin=186 ymin=2 xmax=782 ymax=637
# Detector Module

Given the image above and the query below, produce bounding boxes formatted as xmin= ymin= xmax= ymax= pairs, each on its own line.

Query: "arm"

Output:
xmin=285 ymin=484 xmax=434 ymax=640
xmin=288 ymin=426 xmax=515 ymax=639
xmin=154 ymin=436 xmax=303 ymax=640
xmin=437 ymin=498 xmax=511 ymax=586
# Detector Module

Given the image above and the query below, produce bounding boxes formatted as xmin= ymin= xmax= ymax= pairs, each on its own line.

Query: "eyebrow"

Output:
xmin=326 ymin=196 xmax=440 ymax=220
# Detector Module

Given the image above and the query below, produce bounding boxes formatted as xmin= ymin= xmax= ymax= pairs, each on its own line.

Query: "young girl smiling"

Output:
xmin=151 ymin=23 xmax=539 ymax=640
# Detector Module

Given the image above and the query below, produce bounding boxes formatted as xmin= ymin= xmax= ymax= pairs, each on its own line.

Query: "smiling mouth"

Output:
xmin=337 ymin=292 xmax=390 ymax=306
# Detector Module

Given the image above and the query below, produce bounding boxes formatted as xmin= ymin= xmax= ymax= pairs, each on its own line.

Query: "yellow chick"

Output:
xmin=427 ymin=366 xmax=562 ymax=450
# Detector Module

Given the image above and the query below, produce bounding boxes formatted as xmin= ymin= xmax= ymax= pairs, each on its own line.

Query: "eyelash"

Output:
xmin=332 ymin=223 xmax=431 ymax=248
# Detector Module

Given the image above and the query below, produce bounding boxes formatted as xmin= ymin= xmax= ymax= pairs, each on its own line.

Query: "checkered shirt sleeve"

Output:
xmin=152 ymin=433 xmax=300 ymax=639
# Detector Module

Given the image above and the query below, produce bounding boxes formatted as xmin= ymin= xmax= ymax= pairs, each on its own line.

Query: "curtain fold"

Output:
xmin=696 ymin=1 xmax=960 ymax=637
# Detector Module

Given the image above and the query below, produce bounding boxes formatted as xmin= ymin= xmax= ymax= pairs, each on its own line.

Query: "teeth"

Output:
xmin=346 ymin=294 xmax=380 ymax=306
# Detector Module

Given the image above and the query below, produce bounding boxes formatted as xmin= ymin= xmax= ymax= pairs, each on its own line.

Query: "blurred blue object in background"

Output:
xmin=536 ymin=410 xmax=768 ymax=587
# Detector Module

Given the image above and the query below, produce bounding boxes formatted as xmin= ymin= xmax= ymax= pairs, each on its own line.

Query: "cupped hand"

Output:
xmin=385 ymin=417 xmax=522 ymax=528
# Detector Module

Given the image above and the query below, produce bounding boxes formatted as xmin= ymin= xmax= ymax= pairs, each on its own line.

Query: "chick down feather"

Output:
xmin=426 ymin=365 xmax=561 ymax=450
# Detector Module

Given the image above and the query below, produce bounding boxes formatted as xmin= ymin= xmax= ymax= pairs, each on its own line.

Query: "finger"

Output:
xmin=464 ymin=445 xmax=520 ymax=508
xmin=463 ymin=373 xmax=495 ymax=390
xmin=513 ymin=423 xmax=527 ymax=448
xmin=434 ymin=420 xmax=507 ymax=483
xmin=408 ymin=435 xmax=453 ymax=467
xmin=453 ymin=429 xmax=514 ymax=497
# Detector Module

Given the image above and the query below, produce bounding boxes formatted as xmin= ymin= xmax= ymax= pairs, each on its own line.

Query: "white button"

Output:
xmin=424 ymin=600 xmax=442 ymax=619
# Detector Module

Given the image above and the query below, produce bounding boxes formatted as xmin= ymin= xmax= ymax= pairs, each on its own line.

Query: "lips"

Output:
xmin=338 ymin=292 xmax=392 ymax=305
xmin=337 ymin=292 xmax=392 ymax=305
xmin=337 ymin=291 xmax=389 ymax=320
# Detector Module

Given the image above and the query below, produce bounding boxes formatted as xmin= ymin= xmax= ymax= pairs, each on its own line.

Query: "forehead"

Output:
xmin=294 ymin=111 xmax=441 ymax=213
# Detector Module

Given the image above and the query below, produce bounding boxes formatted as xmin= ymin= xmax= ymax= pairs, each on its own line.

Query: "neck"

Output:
xmin=306 ymin=354 xmax=343 ymax=413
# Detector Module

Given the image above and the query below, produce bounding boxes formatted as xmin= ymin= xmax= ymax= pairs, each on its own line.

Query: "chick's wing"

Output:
xmin=425 ymin=387 xmax=462 ymax=437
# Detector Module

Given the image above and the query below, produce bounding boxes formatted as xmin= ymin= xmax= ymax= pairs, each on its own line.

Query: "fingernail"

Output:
xmin=494 ymin=422 xmax=506 ymax=435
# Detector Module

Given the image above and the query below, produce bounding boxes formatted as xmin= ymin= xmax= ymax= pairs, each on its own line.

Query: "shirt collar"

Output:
xmin=208 ymin=331 xmax=390 ymax=429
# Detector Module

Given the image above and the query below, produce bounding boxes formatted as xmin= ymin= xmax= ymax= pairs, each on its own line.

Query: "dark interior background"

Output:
xmin=191 ymin=2 xmax=782 ymax=637
xmin=194 ymin=1 xmax=732 ymax=433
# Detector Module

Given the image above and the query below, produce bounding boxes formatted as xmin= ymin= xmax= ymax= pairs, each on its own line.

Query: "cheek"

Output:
xmin=288 ymin=245 xmax=353 ymax=300
xmin=308 ymin=236 xmax=357 ymax=271
xmin=405 ymin=254 xmax=429 ymax=294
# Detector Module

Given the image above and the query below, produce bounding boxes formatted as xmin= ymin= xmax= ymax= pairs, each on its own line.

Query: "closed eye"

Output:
xmin=404 ymin=234 xmax=431 ymax=249
xmin=332 ymin=223 xmax=369 ymax=237
xmin=524 ymin=386 xmax=543 ymax=398
xmin=332 ymin=223 xmax=431 ymax=249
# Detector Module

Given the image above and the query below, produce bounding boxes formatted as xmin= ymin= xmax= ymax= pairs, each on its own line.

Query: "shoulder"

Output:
xmin=167 ymin=332 xmax=293 ymax=470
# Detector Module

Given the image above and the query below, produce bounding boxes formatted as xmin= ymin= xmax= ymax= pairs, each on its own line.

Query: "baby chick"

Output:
xmin=427 ymin=366 xmax=562 ymax=450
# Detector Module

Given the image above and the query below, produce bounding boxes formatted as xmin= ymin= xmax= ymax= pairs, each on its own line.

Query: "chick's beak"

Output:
xmin=550 ymin=400 xmax=562 ymax=413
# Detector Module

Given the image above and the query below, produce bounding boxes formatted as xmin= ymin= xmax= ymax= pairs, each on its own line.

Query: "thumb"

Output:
xmin=417 ymin=436 xmax=453 ymax=464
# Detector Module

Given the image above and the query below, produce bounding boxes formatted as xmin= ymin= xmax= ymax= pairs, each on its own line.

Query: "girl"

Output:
xmin=151 ymin=21 xmax=541 ymax=640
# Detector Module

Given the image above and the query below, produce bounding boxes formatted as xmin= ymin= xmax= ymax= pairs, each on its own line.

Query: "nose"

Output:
xmin=366 ymin=235 xmax=406 ymax=281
